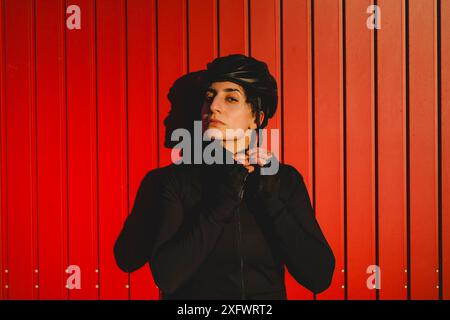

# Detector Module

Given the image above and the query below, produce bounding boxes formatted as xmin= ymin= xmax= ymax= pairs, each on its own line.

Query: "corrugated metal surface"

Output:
xmin=0 ymin=0 xmax=448 ymax=300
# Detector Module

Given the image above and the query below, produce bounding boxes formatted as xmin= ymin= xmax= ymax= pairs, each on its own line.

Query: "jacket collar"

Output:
xmin=199 ymin=140 xmax=244 ymax=166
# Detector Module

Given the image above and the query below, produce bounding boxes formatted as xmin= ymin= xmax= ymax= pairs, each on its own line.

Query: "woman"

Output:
xmin=114 ymin=54 xmax=335 ymax=299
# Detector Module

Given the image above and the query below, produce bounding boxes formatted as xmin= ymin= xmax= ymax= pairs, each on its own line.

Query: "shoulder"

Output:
xmin=260 ymin=154 xmax=304 ymax=183
xmin=275 ymin=163 xmax=308 ymax=201
xmin=280 ymin=163 xmax=304 ymax=179
xmin=142 ymin=163 xmax=193 ymax=182
xmin=142 ymin=163 xmax=199 ymax=199
xmin=163 ymin=163 xmax=199 ymax=186
xmin=140 ymin=165 xmax=174 ymax=188
xmin=275 ymin=163 xmax=305 ymax=186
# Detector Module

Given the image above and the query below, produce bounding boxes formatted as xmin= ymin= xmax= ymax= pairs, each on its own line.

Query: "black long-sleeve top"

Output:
xmin=114 ymin=147 xmax=335 ymax=299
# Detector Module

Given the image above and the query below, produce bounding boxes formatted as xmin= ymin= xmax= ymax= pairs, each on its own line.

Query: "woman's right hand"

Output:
xmin=233 ymin=152 xmax=255 ymax=173
xmin=233 ymin=147 xmax=274 ymax=173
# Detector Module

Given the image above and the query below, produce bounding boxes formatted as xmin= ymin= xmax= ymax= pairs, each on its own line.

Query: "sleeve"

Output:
xmin=114 ymin=170 xmax=163 ymax=273
xmin=148 ymin=169 xmax=243 ymax=295
xmin=256 ymin=166 xmax=336 ymax=294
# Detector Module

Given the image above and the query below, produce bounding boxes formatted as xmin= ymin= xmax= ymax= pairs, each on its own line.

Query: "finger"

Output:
xmin=253 ymin=153 xmax=273 ymax=165
xmin=247 ymin=147 xmax=265 ymax=155
xmin=234 ymin=154 xmax=249 ymax=164
xmin=245 ymin=165 xmax=255 ymax=173
xmin=248 ymin=151 xmax=270 ymax=159
xmin=248 ymin=148 xmax=271 ymax=156
xmin=234 ymin=152 xmax=249 ymax=158
xmin=249 ymin=152 xmax=270 ymax=163
xmin=251 ymin=155 xmax=271 ymax=167
xmin=248 ymin=146 xmax=269 ymax=153
xmin=247 ymin=149 xmax=265 ymax=161
xmin=236 ymin=158 xmax=251 ymax=166
xmin=249 ymin=156 xmax=265 ymax=166
xmin=258 ymin=158 xmax=270 ymax=166
xmin=254 ymin=157 xmax=268 ymax=166
xmin=248 ymin=149 xmax=271 ymax=158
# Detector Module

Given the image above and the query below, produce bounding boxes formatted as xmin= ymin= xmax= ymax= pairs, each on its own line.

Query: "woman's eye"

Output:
xmin=204 ymin=95 xmax=237 ymax=103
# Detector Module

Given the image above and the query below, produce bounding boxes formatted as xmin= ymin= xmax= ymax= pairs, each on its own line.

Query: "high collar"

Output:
xmin=178 ymin=139 xmax=251 ymax=168
xmin=200 ymin=139 xmax=243 ymax=166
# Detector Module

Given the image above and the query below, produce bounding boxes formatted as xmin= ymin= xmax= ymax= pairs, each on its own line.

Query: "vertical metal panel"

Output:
xmin=251 ymin=0 xmax=288 ymax=297
xmin=0 ymin=0 xmax=6 ymax=301
xmin=442 ymin=0 xmax=450 ymax=301
xmin=35 ymin=0 xmax=68 ymax=300
xmin=377 ymin=0 xmax=408 ymax=300
xmin=96 ymin=0 xmax=129 ymax=300
xmin=4 ymin=0 xmax=37 ymax=299
xmin=66 ymin=0 xmax=99 ymax=300
xmin=251 ymin=0 xmax=285 ymax=295
xmin=345 ymin=0 xmax=376 ymax=300
xmin=187 ymin=0 xmax=217 ymax=166
xmin=314 ymin=0 xmax=345 ymax=300
xmin=250 ymin=0 xmax=281 ymax=152
xmin=188 ymin=0 xmax=218 ymax=71
xmin=157 ymin=0 xmax=187 ymax=168
xmin=282 ymin=0 xmax=313 ymax=300
xmin=218 ymin=0 xmax=248 ymax=56
xmin=409 ymin=0 xmax=439 ymax=300
xmin=127 ymin=0 xmax=159 ymax=300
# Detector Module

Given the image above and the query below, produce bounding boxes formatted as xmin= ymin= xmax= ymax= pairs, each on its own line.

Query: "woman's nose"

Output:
xmin=209 ymin=96 xmax=222 ymax=113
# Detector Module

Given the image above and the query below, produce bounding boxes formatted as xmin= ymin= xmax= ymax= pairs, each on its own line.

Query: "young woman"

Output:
xmin=114 ymin=54 xmax=335 ymax=299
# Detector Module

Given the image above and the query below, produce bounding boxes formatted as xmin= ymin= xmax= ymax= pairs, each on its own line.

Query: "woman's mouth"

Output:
xmin=209 ymin=119 xmax=225 ymax=126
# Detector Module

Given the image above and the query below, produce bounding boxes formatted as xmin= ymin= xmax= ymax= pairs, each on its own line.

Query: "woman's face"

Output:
xmin=201 ymin=81 xmax=259 ymax=143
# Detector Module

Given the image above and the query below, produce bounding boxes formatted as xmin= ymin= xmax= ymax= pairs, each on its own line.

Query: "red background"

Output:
xmin=0 ymin=0 xmax=449 ymax=300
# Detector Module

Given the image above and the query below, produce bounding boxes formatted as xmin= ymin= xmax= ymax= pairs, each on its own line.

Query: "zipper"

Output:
xmin=236 ymin=173 xmax=248 ymax=300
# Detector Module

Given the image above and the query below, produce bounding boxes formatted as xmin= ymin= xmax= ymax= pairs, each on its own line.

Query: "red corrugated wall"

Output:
xmin=0 ymin=0 xmax=449 ymax=300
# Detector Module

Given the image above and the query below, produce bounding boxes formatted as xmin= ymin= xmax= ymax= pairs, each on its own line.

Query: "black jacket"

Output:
xmin=114 ymin=146 xmax=335 ymax=299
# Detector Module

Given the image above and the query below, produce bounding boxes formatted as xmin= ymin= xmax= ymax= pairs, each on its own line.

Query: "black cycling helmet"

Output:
xmin=201 ymin=54 xmax=278 ymax=129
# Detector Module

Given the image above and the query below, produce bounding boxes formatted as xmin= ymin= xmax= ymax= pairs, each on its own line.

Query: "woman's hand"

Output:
xmin=233 ymin=147 xmax=274 ymax=173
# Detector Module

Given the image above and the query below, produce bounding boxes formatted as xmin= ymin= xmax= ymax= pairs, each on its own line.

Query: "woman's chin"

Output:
xmin=203 ymin=127 xmax=247 ymax=143
xmin=203 ymin=128 xmax=225 ymax=140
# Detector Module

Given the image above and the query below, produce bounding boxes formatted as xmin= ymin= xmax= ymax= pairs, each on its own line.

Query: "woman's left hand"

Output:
xmin=233 ymin=147 xmax=274 ymax=173
xmin=247 ymin=147 xmax=274 ymax=167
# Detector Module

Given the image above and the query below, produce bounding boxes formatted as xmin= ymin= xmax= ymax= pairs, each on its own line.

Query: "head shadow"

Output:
xmin=163 ymin=70 xmax=208 ymax=149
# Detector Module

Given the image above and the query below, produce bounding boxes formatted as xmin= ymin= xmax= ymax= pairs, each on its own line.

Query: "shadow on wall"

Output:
xmin=163 ymin=70 xmax=208 ymax=149
xmin=114 ymin=70 xmax=208 ymax=275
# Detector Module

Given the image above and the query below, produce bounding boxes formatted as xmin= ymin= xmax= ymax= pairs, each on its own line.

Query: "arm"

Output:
xmin=253 ymin=166 xmax=336 ymax=294
xmin=150 ymin=165 xmax=249 ymax=295
xmin=114 ymin=169 xmax=164 ymax=273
